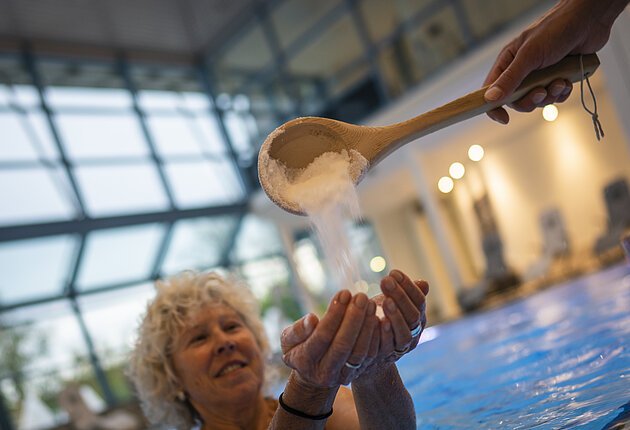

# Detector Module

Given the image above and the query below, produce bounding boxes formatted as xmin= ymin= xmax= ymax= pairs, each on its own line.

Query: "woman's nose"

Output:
xmin=215 ymin=338 xmax=236 ymax=355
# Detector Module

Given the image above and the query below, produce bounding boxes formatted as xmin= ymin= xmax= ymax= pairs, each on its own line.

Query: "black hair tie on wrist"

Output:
xmin=278 ymin=392 xmax=333 ymax=420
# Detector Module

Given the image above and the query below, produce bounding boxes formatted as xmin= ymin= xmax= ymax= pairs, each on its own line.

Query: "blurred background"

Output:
xmin=0 ymin=0 xmax=629 ymax=428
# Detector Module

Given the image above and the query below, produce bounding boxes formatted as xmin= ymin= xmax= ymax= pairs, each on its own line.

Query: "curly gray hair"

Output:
xmin=127 ymin=271 xmax=272 ymax=429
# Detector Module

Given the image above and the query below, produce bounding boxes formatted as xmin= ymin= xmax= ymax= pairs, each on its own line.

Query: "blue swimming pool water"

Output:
xmin=398 ymin=263 xmax=630 ymax=429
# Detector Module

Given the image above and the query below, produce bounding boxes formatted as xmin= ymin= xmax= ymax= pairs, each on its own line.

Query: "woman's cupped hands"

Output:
xmin=280 ymin=270 xmax=429 ymax=388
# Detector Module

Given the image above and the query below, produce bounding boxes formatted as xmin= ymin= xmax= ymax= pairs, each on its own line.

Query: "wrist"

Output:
xmin=353 ymin=362 xmax=397 ymax=388
xmin=282 ymin=371 xmax=339 ymax=416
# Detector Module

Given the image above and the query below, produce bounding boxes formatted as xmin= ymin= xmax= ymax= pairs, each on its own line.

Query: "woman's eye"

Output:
xmin=225 ymin=323 xmax=240 ymax=331
xmin=190 ymin=333 xmax=207 ymax=344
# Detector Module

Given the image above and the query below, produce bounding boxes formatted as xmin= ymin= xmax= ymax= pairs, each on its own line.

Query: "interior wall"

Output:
xmin=358 ymin=7 xmax=630 ymax=297
xmin=421 ymin=73 xmax=630 ymax=275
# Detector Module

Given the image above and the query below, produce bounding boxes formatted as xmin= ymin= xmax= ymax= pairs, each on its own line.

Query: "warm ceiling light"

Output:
xmin=369 ymin=256 xmax=387 ymax=273
xmin=438 ymin=176 xmax=454 ymax=193
xmin=542 ymin=104 xmax=558 ymax=122
xmin=449 ymin=162 xmax=465 ymax=179
xmin=468 ymin=144 xmax=484 ymax=161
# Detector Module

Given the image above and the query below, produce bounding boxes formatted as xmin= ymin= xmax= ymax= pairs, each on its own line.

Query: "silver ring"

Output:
xmin=394 ymin=345 xmax=409 ymax=355
xmin=410 ymin=324 xmax=422 ymax=338
xmin=344 ymin=361 xmax=362 ymax=369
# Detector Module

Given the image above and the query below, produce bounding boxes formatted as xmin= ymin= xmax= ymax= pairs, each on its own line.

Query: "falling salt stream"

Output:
xmin=259 ymin=146 xmax=370 ymax=295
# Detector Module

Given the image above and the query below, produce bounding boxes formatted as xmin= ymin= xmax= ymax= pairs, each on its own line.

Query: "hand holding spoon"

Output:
xmin=258 ymin=54 xmax=600 ymax=215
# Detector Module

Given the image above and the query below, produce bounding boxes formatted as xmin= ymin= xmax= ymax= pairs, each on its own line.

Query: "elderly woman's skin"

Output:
xmin=131 ymin=270 xmax=427 ymax=429
xmin=279 ymin=270 xmax=429 ymax=430
xmin=171 ymin=303 xmax=269 ymax=428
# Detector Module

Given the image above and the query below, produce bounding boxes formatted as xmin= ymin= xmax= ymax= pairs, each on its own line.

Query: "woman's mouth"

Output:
xmin=216 ymin=362 xmax=246 ymax=377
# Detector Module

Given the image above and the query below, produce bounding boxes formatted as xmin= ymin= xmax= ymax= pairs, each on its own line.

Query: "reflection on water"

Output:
xmin=398 ymin=265 xmax=630 ymax=429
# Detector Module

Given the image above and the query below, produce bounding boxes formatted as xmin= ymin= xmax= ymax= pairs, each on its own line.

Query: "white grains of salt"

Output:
xmin=266 ymin=149 xmax=369 ymax=294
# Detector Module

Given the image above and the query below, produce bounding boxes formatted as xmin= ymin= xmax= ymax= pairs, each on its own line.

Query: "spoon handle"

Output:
xmin=370 ymin=54 xmax=600 ymax=164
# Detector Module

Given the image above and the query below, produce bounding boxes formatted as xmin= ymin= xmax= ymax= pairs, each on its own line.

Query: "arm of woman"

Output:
xmin=270 ymin=290 xmax=377 ymax=430
xmin=349 ymin=270 xmax=430 ymax=430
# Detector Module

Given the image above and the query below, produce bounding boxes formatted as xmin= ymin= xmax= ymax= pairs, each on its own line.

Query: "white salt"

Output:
xmin=265 ymin=149 xmax=369 ymax=294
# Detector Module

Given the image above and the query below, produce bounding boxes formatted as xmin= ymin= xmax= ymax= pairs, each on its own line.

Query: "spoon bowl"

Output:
xmin=259 ymin=54 xmax=600 ymax=214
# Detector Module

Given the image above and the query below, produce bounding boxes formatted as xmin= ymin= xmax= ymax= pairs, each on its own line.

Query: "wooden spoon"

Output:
xmin=258 ymin=54 xmax=600 ymax=215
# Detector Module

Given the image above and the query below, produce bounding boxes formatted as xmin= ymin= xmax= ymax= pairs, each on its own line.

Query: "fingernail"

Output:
xmin=550 ymin=84 xmax=564 ymax=97
xmin=354 ymin=293 xmax=367 ymax=309
xmin=385 ymin=297 xmax=396 ymax=312
xmin=391 ymin=270 xmax=403 ymax=282
xmin=339 ymin=290 xmax=351 ymax=305
xmin=368 ymin=301 xmax=376 ymax=315
xmin=532 ymin=92 xmax=546 ymax=104
xmin=303 ymin=315 xmax=312 ymax=332
xmin=485 ymin=86 xmax=503 ymax=101
xmin=382 ymin=278 xmax=395 ymax=292
xmin=383 ymin=319 xmax=391 ymax=332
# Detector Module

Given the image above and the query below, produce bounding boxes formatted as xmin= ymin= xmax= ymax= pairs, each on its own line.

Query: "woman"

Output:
xmin=128 ymin=269 xmax=429 ymax=429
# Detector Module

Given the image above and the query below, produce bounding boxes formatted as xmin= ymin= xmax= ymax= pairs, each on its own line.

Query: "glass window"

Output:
xmin=0 ymin=167 xmax=77 ymax=226
xmin=231 ymin=215 xmax=284 ymax=263
xmin=238 ymin=257 xmax=290 ymax=300
xmin=271 ymin=0 xmax=340 ymax=49
xmin=359 ymin=0 xmax=434 ymax=42
xmin=0 ymin=111 xmax=42 ymax=161
xmin=404 ymin=5 xmax=467 ymax=78
xmin=0 ymin=300 xmax=92 ymax=425
xmin=45 ymin=87 xmax=133 ymax=109
xmin=146 ymin=114 xmax=227 ymax=157
xmin=214 ymin=23 xmax=273 ymax=86
xmin=288 ymin=14 xmax=364 ymax=79
xmin=78 ymin=282 xmax=156 ymax=367
xmin=0 ymin=236 xmax=77 ymax=305
xmin=39 ymin=60 xmax=127 ymax=108
xmin=0 ymin=90 xmax=58 ymax=162
xmin=75 ymin=163 xmax=170 ymax=217
xmin=164 ymin=159 xmax=245 ymax=208
xmin=25 ymin=109 xmax=59 ymax=160
xmin=55 ymin=113 xmax=149 ymax=160
xmin=138 ymin=90 xmax=211 ymax=112
xmin=76 ymin=224 xmax=165 ymax=291
xmin=224 ymin=110 xmax=256 ymax=156
xmin=462 ymin=0 xmax=543 ymax=40
xmin=161 ymin=216 xmax=240 ymax=275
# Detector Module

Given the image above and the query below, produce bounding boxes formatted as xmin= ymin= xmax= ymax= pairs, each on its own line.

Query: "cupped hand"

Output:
xmin=483 ymin=0 xmax=613 ymax=124
xmin=358 ymin=270 xmax=429 ymax=377
xmin=280 ymin=290 xmax=379 ymax=388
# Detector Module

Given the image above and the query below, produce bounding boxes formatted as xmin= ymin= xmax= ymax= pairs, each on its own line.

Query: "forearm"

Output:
xmin=351 ymin=363 xmax=415 ymax=430
xmin=269 ymin=371 xmax=339 ymax=430
xmin=561 ymin=0 xmax=629 ymax=27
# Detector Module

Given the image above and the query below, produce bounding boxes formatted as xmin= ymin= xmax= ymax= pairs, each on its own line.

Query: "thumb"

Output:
xmin=280 ymin=313 xmax=318 ymax=353
xmin=485 ymin=48 xmax=537 ymax=102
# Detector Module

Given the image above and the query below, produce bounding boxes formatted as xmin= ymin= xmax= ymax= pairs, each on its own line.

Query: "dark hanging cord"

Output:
xmin=579 ymin=54 xmax=604 ymax=141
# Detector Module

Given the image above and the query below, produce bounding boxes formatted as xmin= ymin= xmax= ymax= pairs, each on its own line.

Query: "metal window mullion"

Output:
xmin=117 ymin=56 xmax=177 ymax=209
xmin=61 ymin=232 xmax=116 ymax=406
xmin=69 ymin=298 xmax=116 ymax=407
xmin=22 ymin=47 xmax=87 ymax=218
xmin=231 ymin=1 xmax=349 ymax=97
xmin=150 ymin=221 xmax=175 ymax=279
xmin=218 ymin=212 xmax=246 ymax=268
xmin=450 ymin=0 xmax=475 ymax=48
xmin=0 ymin=202 xmax=248 ymax=242
xmin=196 ymin=60 xmax=253 ymax=194
xmin=345 ymin=0 xmax=390 ymax=104
xmin=256 ymin=2 xmax=302 ymax=119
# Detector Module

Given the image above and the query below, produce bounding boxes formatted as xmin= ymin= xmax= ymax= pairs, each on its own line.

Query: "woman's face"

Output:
xmin=172 ymin=302 xmax=265 ymax=410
